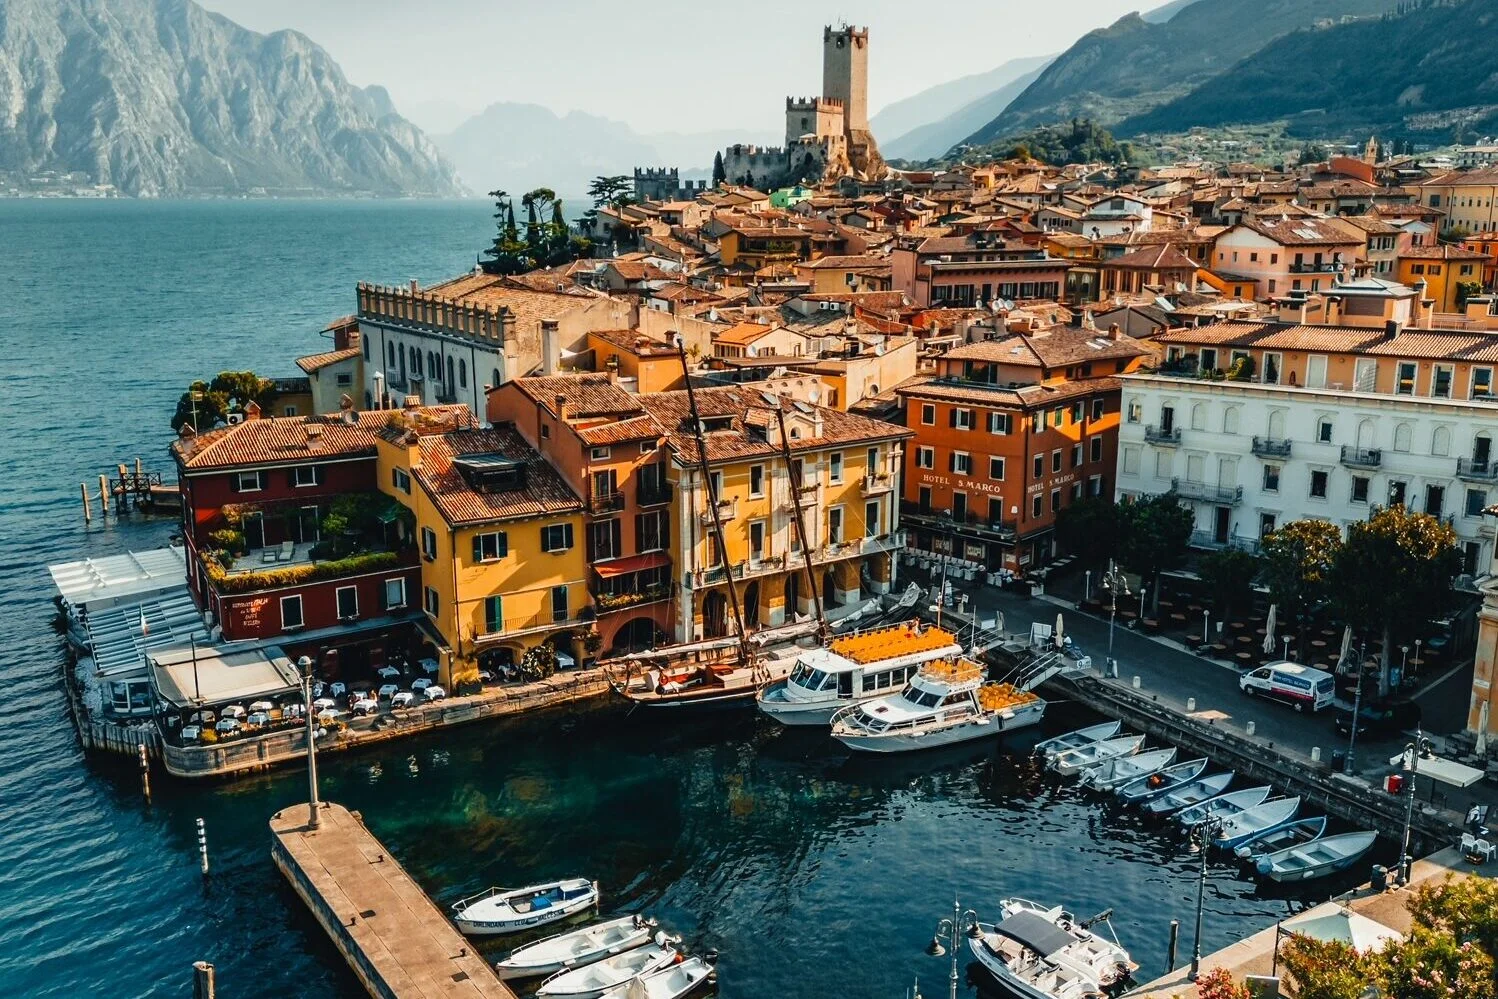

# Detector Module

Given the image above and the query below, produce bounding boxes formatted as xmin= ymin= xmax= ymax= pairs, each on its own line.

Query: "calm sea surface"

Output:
xmin=0 ymin=200 xmax=1350 ymax=998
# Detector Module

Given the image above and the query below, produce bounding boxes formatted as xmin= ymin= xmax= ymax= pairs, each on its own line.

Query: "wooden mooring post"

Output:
xmin=80 ymin=482 xmax=91 ymax=523
xmin=192 ymin=961 xmax=216 ymax=999
xmin=98 ymin=474 xmax=110 ymax=515
xmin=137 ymin=744 xmax=151 ymax=802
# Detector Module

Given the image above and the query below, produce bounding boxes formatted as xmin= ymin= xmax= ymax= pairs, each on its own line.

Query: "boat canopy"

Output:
xmin=993 ymin=911 xmax=1075 ymax=958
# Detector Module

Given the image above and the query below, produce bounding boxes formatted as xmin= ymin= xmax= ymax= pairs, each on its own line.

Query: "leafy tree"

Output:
xmin=1194 ymin=968 xmax=1251 ymax=999
xmin=1458 ymin=280 xmax=1484 ymax=306
xmin=1376 ymin=927 xmax=1496 ymax=999
xmin=1054 ymin=497 xmax=1124 ymax=572
xmin=1260 ymin=519 xmax=1343 ymax=652
xmin=587 ymin=175 xmax=634 ymax=211
xmin=480 ymin=189 xmax=531 ymax=275
xmin=1409 ymin=875 xmax=1498 ymax=961
xmin=1300 ymin=141 xmax=1328 ymax=164
xmin=1198 ymin=548 xmax=1260 ymax=622
xmin=1279 ymin=935 xmax=1373 ymax=999
xmin=712 ymin=151 xmax=726 ymax=187
xmin=1118 ymin=493 xmax=1193 ymax=615
xmin=518 ymin=640 xmax=559 ymax=681
xmin=1007 ymin=143 xmax=1032 ymax=161
xmin=1328 ymin=504 xmax=1461 ymax=695
xmin=170 ymin=371 xmax=278 ymax=432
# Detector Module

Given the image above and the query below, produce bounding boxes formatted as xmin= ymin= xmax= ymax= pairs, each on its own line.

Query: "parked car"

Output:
xmin=246 ymin=711 xmax=273 ymax=728
xmin=378 ymin=683 xmax=400 ymax=700
xmin=215 ymin=717 xmax=241 ymax=735
xmin=422 ymin=685 xmax=447 ymax=702
xmin=1240 ymin=662 xmax=1337 ymax=713
xmin=390 ymin=691 xmax=415 ymax=709
xmin=351 ymin=696 xmax=379 ymax=716
xmin=1334 ymin=699 xmax=1422 ymax=738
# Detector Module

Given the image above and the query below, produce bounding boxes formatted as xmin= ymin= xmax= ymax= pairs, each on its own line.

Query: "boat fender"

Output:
xmin=703 ymin=948 xmax=719 ymax=965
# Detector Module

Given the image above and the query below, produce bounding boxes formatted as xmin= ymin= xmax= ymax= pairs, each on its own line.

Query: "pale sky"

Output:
xmin=199 ymin=0 xmax=1151 ymax=135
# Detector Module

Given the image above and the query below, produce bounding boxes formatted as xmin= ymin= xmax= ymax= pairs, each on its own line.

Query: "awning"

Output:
xmin=992 ymin=911 xmax=1075 ymax=958
xmin=1388 ymin=752 xmax=1486 ymax=788
xmin=593 ymin=551 xmax=671 ymax=579
xmin=377 ymin=498 xmax=409 ymax=524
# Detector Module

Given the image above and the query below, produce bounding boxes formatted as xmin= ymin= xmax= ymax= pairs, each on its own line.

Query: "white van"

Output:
xmin=1239 ymin=661 xmax=1336 ymax=713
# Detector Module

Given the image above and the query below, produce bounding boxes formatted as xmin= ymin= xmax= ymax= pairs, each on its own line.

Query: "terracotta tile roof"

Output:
xmin=716 ymin=321 xmax=776 ymax=346
xmin=1156 ymin=320 xmax=1498 ymax=361
xmin=589 ymin=328 xmax=679 ymax=357
xmin=1106 ymin=244 xmax=1200 ymax=271
xmin=943 ymin=327 xmax=1152 ymax=368
xmin=1401 ymin=244 xmax=1491 ymax=261
xmin=420 ymin=273 xmax=596 ymax=325
xmin=1239 ymin=218 xmax=1363 ymax=247
xmin=897 ymin=375 xmax=1121 ymax=408
xmin=795 ymin=254 xmax=890 ymax=269
xmin=636 ymin=386 xmax=912 ymax=466
xmin=413 ymin=425 xmax=582 ymax=527
xmin=577 ymin=415 xmax=661 ymax=446
xmin=295 ymin=347 xmax=361 ymax=373
xmin=173 ymin=406 xmax=476 ymax=472
xmin=510 ymin=373 xmax=644 ymax=418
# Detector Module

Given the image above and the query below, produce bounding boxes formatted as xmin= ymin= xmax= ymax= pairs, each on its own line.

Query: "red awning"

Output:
xmin=593 ymin=551 xmax=671 ymax=579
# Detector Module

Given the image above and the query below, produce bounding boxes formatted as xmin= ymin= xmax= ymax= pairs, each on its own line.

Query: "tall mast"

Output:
xmin=774 ymin=404 xmax=829 ymax=643
xmin=674 ymin=340 xmax=750 ymax=663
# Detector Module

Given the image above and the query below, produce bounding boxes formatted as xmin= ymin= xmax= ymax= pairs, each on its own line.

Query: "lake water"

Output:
xmin=0 ymin=200 xmax=1345 ymax=998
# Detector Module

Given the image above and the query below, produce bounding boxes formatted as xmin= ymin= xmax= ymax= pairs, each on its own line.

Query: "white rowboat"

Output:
xmin=1175 ymin=786 xmax=1271 ymax=827
xmin=495 ymin=914 xmax=654 ymax=979
xmin=1033 ymin=721 xmax=1122 ymax=758
xmin=1142 ymin=771 xmax=1234 ymax=816
xmin=1234 ymin=816 xmax=1329 ymax=862
xmin=452 ymin=878 xmax=598 ymax=936
xmin=1255 ymin=830 xmax=1377 ymax=882
xmin=1050 ymin=735 xmax=1144 ymax=776
xmin=1115 ymin=758 xmax=1207 ymax=805
xmin=537 ymin=942 xmax=681 ymax=999
xmin=597 ymin=955 xmax=714 ymax=999
xmin=1081 ymin=748 xmax=1177 ymax=792
xmin=1214 ymin=796 xmax=1301 ymax=850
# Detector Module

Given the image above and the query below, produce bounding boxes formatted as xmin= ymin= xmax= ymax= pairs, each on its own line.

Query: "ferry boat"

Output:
xmin=829 ymin=658 xmax=1046 ymax=753
xmin=968 ymin=898 xmax=1136 ymax=999
xmin=755 ymin=621 xmax=962 ymax=726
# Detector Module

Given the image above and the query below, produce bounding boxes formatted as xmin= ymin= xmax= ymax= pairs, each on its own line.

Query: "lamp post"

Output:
xmin=1202 ymin=608 xmax=1210 ymax=647
xmin=1398 ymin=729 xmax=1430 ymax=885
xmin=1084 ymin=570 xmax=1092 ymax=603
xmin=1282 ymin=635 xmax=1291 ymax=662
xmin=1346 ymin=639 xmax=1367 ymax=775
xmin=1188 ymin=816 xmax=1225 ymax=980
xmin=1414 ymin=639 xmax=1423 ymax=685
xmin=925 ymin=897 xmax=979 ymax=999
xmin=1401 ymin=645 xmax=1410 ymax=687
xmin=1101 ymin=560 xmax=1130 ymax=674
xmin=298 ymin=655 xmax=321 ymax=830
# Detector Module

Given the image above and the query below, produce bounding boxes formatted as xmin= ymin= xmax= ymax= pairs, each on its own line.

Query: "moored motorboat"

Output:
xmin=755 ymin=620 xmax=961 ymax=725
xmin=1033 ymin=721 xmax=1123 ymax=759
xmin=1049 ymin=734 xmax=1144 ymax=777
xmin=830 ymin=658 xmax=1046 ymax=753
xmin=1175 ymin=786 xmax=1271 ymax=827
xmin=1254 ymin=830 xmax=1377 ymax=882
xmin=1233 ymin=816 xmax=1329 ymax=863
xmin=495 ymin=914 xmax=655 ymax=979
xmin=1115 ymin=758 xmax=1207 ymax=805
xmin=1142 ymin=771 xmax=1234 ymax=817
xmin=1213 ymin=796 xmax=1301 ymax=850
xmin=452 ymin=878 xmax=598 ymax=936
xmin=968 ymin=897 xmax=1136 ymax=999
xmin=537 ymin=939 xmax=682 ymax=998
xmin=1080 ymin=747 xmax=1177 ymax=792
xmin=596 ymin=955 xmax=714 ymax=999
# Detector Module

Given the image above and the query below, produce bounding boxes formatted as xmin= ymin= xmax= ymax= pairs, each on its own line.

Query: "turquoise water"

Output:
xmin=0 ymin=200 xmax=1334 ymax=997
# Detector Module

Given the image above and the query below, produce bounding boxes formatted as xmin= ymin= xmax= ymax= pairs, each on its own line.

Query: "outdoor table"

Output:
xmin=1236 ymin=651 xmax=1254 ymax=663
xmin=1229 ymin=621 xmax=1245 ymax=631
xmin=1236 ymin=634 xmax=1254 ymax=644
xmin=1170 ymin=613 xmax=1187 ymax=624
xmin=1211 ymin=643 xmax=1229 ymax=655
xmin=1311 ymin=639 xmax=1327 ymax=648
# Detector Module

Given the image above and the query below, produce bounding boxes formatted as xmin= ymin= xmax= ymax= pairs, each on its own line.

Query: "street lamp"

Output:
xmin=1188 ymin=816 xmax=1225 ymax=980
xmin=1202 ymin=608 xmax=1210 ymax=647
xmin=1281 ymin=635 xmax=1291 ymax=662
xmin=297 ymin=655 xmax=321 ymax=830
xmin=1101 ymin=560 xmax=1130 ymax=676
xmin=1346 ymin=639 xmax=1367 ymax=775
xmin=1398 ymin=728 xmax=1432 ymax=885
xmin=925 ymin=897 xmax=980 ymax=999
xmin=1085 ymin=569 xmax=1092 ymax=603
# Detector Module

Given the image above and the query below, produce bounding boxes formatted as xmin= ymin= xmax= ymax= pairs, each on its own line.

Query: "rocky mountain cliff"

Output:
xmin=0 ymin=0 xmax=462 ymax=197
xmin=871 ymin=54 xmax=1054 ymax=160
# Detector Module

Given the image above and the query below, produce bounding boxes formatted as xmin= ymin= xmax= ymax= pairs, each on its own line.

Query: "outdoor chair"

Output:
xmin=280 ymin=540 xmax=295 ymax=560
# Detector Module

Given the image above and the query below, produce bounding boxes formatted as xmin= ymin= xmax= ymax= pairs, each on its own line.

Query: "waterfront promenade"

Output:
xmin=271 ymin=801 xmax=514 ymax=999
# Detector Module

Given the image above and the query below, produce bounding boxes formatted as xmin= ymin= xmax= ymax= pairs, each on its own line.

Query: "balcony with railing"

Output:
xmin=1144 ymin=425 xmax=1181 ymax=446
xmin=1251 ymin=436 xmax=1293 ymax=458
xmin=699 ymin=497 xmax=737 ymax=524
xmin=1190 ymin=530 xmax=1261 ymax=553
xmin=589 ymin=490 xmax=626 ymax=514
xmin=861 ymin=472 xmax=895 ymax=496
xmin=1457 ymin=457 xmax=1498 ymax=482
xmin=1289 ymin=261 xmax=1341 ymax=274
xmin=899 ymin=502 xmax=1018 ymax=541
xmin=1171 ymin=478 xmax=1244 ymax=505
xmin=1340 ymin=445 xmax=1382 ymax=469
xmin=688 ymin=531 xmax=907 ymax=588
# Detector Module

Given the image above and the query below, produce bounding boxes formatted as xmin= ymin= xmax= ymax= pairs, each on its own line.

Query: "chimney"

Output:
xmin=1384 ymin=318 xmax=1403 ymax=337
xmin=1108 ymin=323 xmax=1122 ymax=341
xmin=409 ymin=278 xmax=419 ymax=295
xmin=541 ymin=320 xmax=560 ymax=376
xmin=244 ymin=401 xmax=261 ymax=421
xmin=555 ymin=393 xmax=570 ymax=421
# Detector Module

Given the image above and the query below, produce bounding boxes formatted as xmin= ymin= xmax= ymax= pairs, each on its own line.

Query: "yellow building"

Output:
xmin=376 ymin=413 xmax=589 ymax=686
xmin=1397 ymin=245 xmax=1491 ymax=313
xmin=637 ymin=386 xmax=912 ymax=640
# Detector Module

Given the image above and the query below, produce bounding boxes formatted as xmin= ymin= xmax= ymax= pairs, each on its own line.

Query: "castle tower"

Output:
xmin=822 ymin=25 xmax=869 ymax=134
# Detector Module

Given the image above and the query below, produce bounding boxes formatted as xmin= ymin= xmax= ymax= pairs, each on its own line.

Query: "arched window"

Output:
xmin=447 ymin=356 xmax=455 ymax=387
xmin=1433 ymin=425 xmax=1451 ymax=456
xmin=387 ymin=342 xmax=396 ymax=367
xmin=1267 ymin=410 xmax=1285 ymax=439
xmin=1223 ymin=407 xmax=1240 ymax=435
xmin=409 ymin=346 xmax=419 ymax=374
xmin=362 ymin=336 xmax=370 ymax=361
xmin=459 ymin=359 xmax=468 ymax=388
xmin=1190 ymin=403 xmax=1206 ymax=431
xmin=492 ymin=367 xmax=502 ymax=389
xmin=1394 ymin=423 xmax=1412 ymax=452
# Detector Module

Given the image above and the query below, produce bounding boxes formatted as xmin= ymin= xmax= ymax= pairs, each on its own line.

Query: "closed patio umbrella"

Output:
xmin=1262 ymin=604 xmax=1278 ymax=656
xmin=1055 ymin=613 xmax=1065 ymax=650
xmin=1479 ymin=701 xmax=1491 ymax=758
xmin=1339 ymin=625 xmax=1354 ymax=670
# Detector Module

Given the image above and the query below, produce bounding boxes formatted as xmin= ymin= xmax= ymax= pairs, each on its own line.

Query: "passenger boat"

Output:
xmin=596 ymin=955 xmax=714 ymax=999
xmin=1175 ymin=786 xmax=1271 ymax=828
xmin=1033 ymin=721 xmax=1122 ymax=759
xmin=830 ymin=658 xmax=1046 ymax=753
xmin=1049 ymin=735 xmax=1144 ymax=777
xmin=968 ymin=898 xmax=1136 ymax=999
xmin=1141 ymin=772 xmax=1234 ymax=817
xmin=495 ymin=914 xmax=655 ymax=979
xmin=452 ymin=878 xmax=598 ymax=936
xmin=1255 ymin=830 xmax=1377 ymax=882
xmin=1233 ymin=816 xmax=1329 ymax=863
xmin=1080 ymin=748 xmax=1177 ymax=792
xmin=1115 ymin=758 xmax=1207 ymax=805
xmin=536 ymin=940 xmax=682 ymax=998
xmin=755 ymin=621 xmax=961 ymax=725
xmin=1213 ymin=796 xmax=1301 ymax=850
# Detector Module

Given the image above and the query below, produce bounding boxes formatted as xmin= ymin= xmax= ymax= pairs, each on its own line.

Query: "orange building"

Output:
xmin=896 ymin=325 xmax=1154 ymax=573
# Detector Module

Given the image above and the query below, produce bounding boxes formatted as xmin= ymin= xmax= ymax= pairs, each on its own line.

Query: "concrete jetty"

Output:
xmin=271 ymin=802 xmax=514 ymax=999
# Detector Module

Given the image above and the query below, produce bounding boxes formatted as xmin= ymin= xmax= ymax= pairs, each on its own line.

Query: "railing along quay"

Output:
xmin=1042 ymin=671 xmax=1458 ymax=852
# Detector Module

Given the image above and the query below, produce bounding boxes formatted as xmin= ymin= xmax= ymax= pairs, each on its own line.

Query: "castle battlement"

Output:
xmin=729 ymin=143 xmax=787 ymax=157
xmin=824 ymin=24 xmax=868 ymax=45
xmin=634 ymin=167 xmax=679 ymax=180
xmin=785 ymin=96 xmax=844 ymax=110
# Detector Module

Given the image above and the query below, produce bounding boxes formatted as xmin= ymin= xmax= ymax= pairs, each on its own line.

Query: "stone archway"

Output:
xmin=821 ymin=569 xmax=837 ymax=610
xmin=785 ymin=572 xmax=802 ymax=620
xmin=743 ymin=581 xmax=761 ymax=628
xmin=702 ymin=591 xmax=729 ymax=638
xmin=609 ymin=617 xmax=659 ymax=655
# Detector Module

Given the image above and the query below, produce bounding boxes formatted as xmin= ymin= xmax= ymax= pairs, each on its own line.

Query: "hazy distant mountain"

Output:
xmin=0 ymin=0 xmax=462 ymax=197
xmin=882 ymin=62 xmax=1051 ymax=161
xmin=962 ymin=0 xmax=1397 ymax=148
xmin=871 ymin=54 xmax=1054 ymax=158
xmin=436 ymin=102 xmax=774 ymax=201
xmin=1141 ymin=0 xmax=1205 ymax=23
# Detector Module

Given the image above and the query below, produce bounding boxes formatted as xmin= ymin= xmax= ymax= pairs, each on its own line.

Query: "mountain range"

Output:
xmin=0 ymin=0 xmax=461 ymax=197
xmin=870 ymin=55 xmax=1054 ymax=161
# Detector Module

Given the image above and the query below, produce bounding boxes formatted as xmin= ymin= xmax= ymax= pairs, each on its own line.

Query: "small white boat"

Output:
xmin=1080 ymin=747 xmax=1177 ymax=792
xmin=597 ymin=955 xmax=714 ymax=999
xmin=495 ymin=914 xmax=654 ymax=979
xmin=1214 ymin=796 xmax=1301 ymax=850
xmin=1049 ymin=734 xmax=1144 ymax=777
xmin=1142 ymin=771 xmax=1234 ymax=816
xmin=1115 ymin=758 xmax=1207 ymax=805
xmin=1033 ymin=721 xmax=1122 ymax=758
xmin=830 ymin=658 xmax=1046 ymax=753
xmin=1175 ymin=786 xmax=1271 ymax=828
xmin=1234 ymin=816 xmax=1329 ymax=863
xmin=1255 ymin=830 xmax=1377 ymax=882
xmin=756 ymin=621 xmax=962 ymax=725
xmin=452 ymin=878 xmax=598 ymax=936
xmin=537 ymin=940 xmax=681 ymax=998
xmin=968 ymin=898 xmax=1136 ymax=999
